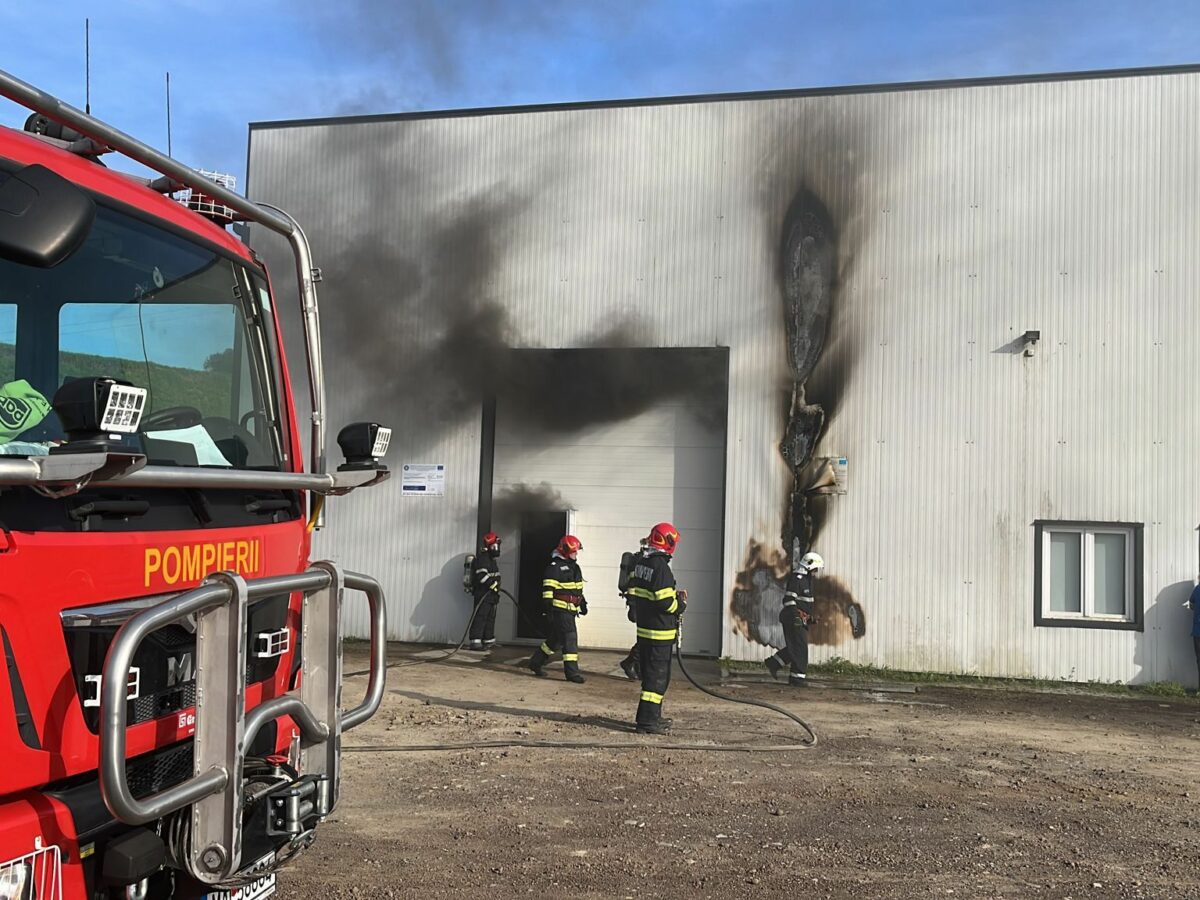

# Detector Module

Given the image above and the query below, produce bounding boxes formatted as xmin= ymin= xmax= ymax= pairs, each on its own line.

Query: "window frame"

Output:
xmin=1033 ymin=520 xmax=1143 ymax=631
xmin=0 ymin=302 xmax=16 ymax=384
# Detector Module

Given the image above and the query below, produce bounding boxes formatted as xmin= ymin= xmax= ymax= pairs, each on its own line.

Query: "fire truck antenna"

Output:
xmin=84 ymin=18 xmax=91 ymax=114
xmin=166 ymin=71 xmax=172 ymax=156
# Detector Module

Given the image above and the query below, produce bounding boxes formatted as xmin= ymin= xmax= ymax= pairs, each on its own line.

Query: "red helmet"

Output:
xmin=648 ymin=522 xmax=680 ymax=554
xmin=557 ymin=534 xmax=583 ymax=559
xmin=482 ymin=531 xmax=500 ymax=550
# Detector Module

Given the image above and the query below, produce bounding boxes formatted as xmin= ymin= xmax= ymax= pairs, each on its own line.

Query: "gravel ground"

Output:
xmin=278 ymin=643 xmax=1200 ymax=899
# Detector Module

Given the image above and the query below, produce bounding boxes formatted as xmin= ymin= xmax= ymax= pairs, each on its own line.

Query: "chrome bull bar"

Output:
xmin=98 ymin=562 xmax=386 ymax=885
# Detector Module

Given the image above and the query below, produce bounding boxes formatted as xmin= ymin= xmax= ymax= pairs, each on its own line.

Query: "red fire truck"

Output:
xmin=0 ymin=69 xmax=390 ymax=899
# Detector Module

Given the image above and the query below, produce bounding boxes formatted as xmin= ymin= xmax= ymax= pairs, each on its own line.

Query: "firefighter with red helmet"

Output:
xmin=526 ymin=534 xmax=588 ymax=683
xmin=627 ymin=522 xmax=686 ymax=734
xmin=469 ymin=531 xmax=503 ymax=651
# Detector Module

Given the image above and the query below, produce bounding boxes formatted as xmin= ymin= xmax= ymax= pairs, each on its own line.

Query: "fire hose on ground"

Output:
xmin=343 ymin=588 xmax=818 ymax=753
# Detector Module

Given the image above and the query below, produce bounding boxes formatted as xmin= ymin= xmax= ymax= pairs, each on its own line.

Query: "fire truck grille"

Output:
xmin=131 ymin=682 xmax=197 ymax=725
xmin=62 ymin=593 xmax=291 ymax=733
xmin=127 ymin=742 xmax=194 ymax=800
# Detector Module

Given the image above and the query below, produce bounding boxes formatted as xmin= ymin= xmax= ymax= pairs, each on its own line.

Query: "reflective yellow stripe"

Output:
xmin=539 ymin=642 xmax=553 ymax=655
xmin=626 ymin=587 xmax=654 ymax=600
xmin=552 ymin=599 xmax=579 ymax=611
xmin=636 ymin=627 xmax=677 ymax=641
xmin=562 ymin=653 xmax=579 ymax=662
xmin=666 ymin=598 xmax=679 ymax=614
xmin=653 ymin=587 xmax=676 ymax=600
xmin=542 ymin=591 xmax=554 ymax=599
xmin=639 ymin=691 xmax=664 ymax=704
xmin=544 ymin=579 xmax=566 ymax=589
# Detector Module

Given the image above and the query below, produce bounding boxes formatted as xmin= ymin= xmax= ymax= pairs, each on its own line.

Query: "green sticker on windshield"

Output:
xmin=0 ymin=379 xmax=51 ymax=442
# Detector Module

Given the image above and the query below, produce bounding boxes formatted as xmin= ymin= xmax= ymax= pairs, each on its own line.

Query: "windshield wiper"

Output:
xmin=67 ymin=498 xmax=150 ymax=530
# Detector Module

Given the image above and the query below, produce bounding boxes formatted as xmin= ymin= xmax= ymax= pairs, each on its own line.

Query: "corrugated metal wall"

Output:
xmin=248 ymin=70 xmax=1200 ymax=683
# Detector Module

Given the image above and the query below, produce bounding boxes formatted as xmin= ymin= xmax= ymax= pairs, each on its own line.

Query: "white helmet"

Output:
xmin=798 ymin=551 xmax=825 ymax=573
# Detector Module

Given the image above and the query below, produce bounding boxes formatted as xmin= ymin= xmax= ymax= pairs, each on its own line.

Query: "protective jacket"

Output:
xmin=782 ymin=570 xmax=815 ymax=621
xmin=627 ymin=549 xmax=684 ymax=641
xmin=627 ymin=548 xmax=683 ymax=728
xmin=472 ymin=552 xmax=501 ymax=603
xmin=543 ymin=554 xmax=586 ymax=614
xmin=528 ymin=551 xmax=586 ymax=679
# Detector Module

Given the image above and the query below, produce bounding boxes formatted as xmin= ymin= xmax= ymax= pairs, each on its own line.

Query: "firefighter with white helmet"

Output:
xmin=766 ymin=550 xmax=824 ymax=686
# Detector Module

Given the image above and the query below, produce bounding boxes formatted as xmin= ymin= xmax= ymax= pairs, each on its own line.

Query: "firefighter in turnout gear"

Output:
xmin=618 ymin=539 xmax=649 ymax=680
xmin=469 ymin=532 xmax=503 ymax=651
xmin=526 ymin=535 xmax=588 ymax=683
xmin=628 ymin=522 xmax=685 ymax=734
xmin=766 ymin=551 xmax=823 ymax=686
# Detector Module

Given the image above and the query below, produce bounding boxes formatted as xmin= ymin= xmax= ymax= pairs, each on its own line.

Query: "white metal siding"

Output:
xmin=248 ymin=70 xmax=1200 ymax=683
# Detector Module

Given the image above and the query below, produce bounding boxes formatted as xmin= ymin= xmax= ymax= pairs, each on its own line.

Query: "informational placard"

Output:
xmin=829 ymin=456 xmax=849 ymax=494
xmin=401 ymin=463 xmax=445 ymax=497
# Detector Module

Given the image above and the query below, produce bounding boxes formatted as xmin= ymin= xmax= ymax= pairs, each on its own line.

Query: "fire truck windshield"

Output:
xmin=0 ymin=202 xmax=286 ymax=471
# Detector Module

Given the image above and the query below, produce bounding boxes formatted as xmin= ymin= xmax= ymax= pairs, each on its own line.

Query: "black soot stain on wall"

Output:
xmin=730 ymin=189 xmax=866 ymax=651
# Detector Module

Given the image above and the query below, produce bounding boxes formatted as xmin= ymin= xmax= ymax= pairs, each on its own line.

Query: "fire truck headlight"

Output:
xmin=0 ymin=861 xmax=31 ymax=900
xmin=336 ymin=422 xmax=391 ymax=472
xmin=51 ymin=377 xmax=147 ymax=452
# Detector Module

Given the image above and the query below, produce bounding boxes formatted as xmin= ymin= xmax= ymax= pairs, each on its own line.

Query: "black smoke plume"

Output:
xmin=491 ymin=481 xmax=568 ymax=527
xmin=496 ymin=346 xmax=727 ymax=435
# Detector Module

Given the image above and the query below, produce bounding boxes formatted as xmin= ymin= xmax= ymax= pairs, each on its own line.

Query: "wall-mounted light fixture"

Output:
xmin=1022 ymin=330 xmax=1041 ymax=357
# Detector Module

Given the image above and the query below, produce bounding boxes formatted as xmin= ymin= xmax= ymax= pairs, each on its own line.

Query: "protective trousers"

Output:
xmin=469 ymin=596 xmax=498 ymax=644
xmin=636 ymin=638 xmax=673 ymax=726
xmin=1194 ymin=636 xmax=1200 ymax=691
xmin=778 ymin=605 xmax=808 ymax=679
xmin=528 ymin=609 xmax=581 ymax=677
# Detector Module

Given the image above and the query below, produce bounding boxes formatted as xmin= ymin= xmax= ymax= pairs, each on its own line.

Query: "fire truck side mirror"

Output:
xmin=336 ymin=422 xmax=392 ymax=472
xmin=0 ymin=163 xmax=95 ymax=268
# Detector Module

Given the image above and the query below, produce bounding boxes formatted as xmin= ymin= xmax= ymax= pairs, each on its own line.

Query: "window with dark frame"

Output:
xmin=1033 ymin=521 xmax=1143 ymax=631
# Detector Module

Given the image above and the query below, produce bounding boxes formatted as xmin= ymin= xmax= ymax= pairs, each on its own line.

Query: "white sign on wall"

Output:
xmin=401 ymin=463 xmax=445 ymax=497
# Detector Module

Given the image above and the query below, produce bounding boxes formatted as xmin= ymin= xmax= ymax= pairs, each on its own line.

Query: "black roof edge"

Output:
xmin=249 ymin=62 xmax=1200 ymax=133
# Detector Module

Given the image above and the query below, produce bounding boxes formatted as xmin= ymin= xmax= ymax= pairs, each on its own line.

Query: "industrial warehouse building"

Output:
xmin=247 ymin=65 xmax=1200 ymax=685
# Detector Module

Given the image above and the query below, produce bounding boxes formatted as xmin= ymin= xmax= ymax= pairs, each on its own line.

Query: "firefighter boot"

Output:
xmin=788 ymin=672 xmax=808 ymax=688
xmin=765 ymin=654 xmax=783 ymax=681
xmin=636 ymin=719 xmax=672 ymax=735
xmin=619 ymin=655 xmax=640 ymax=681
xmin=564 ymin=656 xmax=586 ymax=683
xmin=527 ymin=643 xmax=552 ymax=677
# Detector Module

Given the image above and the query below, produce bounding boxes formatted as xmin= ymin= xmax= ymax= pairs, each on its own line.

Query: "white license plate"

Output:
xmin=202 ymin=854 xmax=277 ymax=900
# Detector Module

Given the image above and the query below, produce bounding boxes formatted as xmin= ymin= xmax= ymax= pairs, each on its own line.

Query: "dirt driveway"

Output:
xmin=282 ymin=644 xmax=1200 ymax=899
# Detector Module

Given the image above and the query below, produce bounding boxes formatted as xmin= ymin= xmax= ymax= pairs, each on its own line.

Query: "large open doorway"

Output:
xmin=515 ymin=510 xmax=571 ymax=639
xmin=484 ymin=347 xmax=729 ymax=656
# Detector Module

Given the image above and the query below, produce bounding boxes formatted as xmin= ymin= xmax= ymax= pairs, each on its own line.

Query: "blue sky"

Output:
xmin=0 ymin=1 xmax=1197 ymax=194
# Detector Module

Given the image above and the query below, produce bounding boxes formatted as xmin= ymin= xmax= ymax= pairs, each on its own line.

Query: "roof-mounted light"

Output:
xmin=50 ymin=377 xmax=147 ymax=455
xmin=337 ymin=423 xmax=391 ymax=472
xmin=174 ymin=170 xmax=239 ymax=224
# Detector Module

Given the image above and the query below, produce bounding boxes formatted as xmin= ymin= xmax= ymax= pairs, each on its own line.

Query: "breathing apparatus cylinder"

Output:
xmin=462 ymin=554 xmax=475 ymax=594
